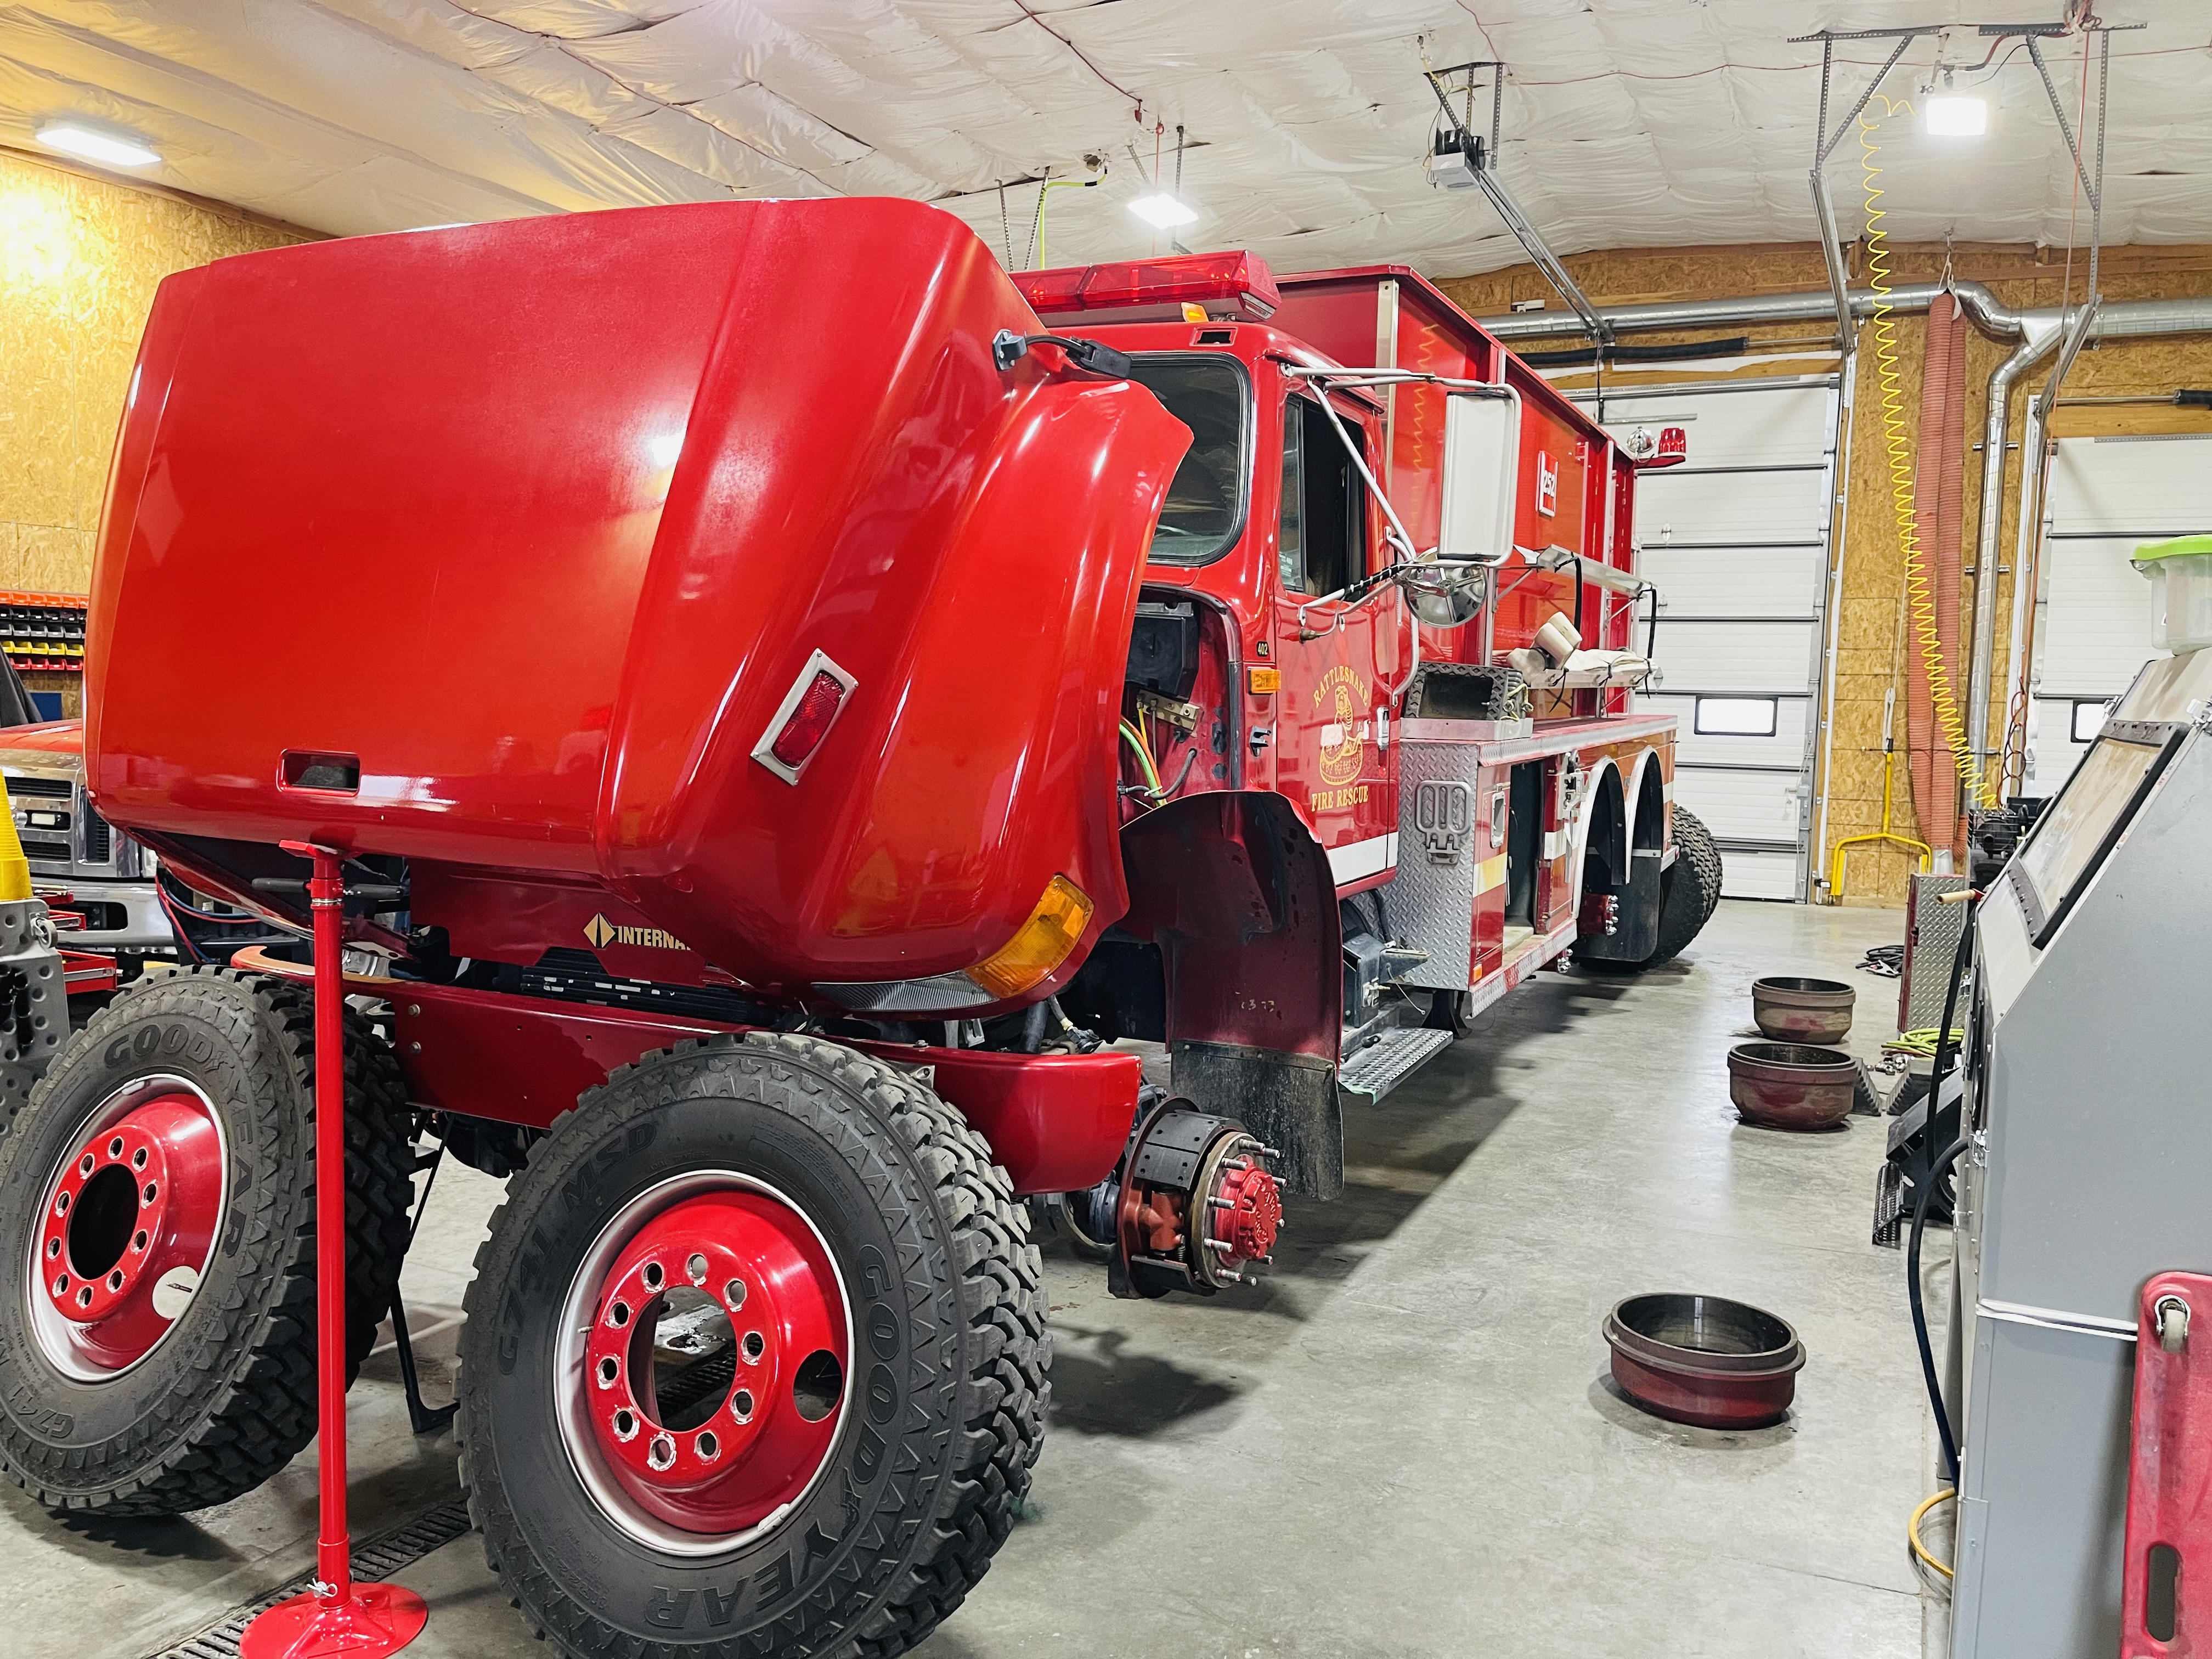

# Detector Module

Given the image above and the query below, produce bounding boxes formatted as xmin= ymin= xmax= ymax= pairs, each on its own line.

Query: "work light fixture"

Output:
xmin=1924 ymin=68 xmax=1987 ymax=138
xmin=1128 ymin=193 xmax=1198 ymax=229
xmin=36 ymin=121 xmax=160 ymax=168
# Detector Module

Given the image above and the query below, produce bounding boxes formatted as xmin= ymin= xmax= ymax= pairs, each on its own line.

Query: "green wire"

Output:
xmin=1119 ymin=719 xmax=1164 ymax=794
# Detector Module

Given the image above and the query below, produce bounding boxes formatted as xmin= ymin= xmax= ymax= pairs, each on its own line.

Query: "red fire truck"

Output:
xmin=0 ymin=200 xmax=1713 ymax=1659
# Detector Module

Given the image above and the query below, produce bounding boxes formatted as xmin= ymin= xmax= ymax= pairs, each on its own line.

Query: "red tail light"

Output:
xmin=751 ymin=651 xmax=857 ymax=783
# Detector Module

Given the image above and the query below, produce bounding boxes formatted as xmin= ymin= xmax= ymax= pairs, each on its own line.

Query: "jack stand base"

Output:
xmin=239 ymin=1583 xmax=428 ymax=1659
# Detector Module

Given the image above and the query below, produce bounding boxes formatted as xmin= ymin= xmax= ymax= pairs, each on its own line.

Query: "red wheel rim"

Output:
xmin=561 ymin=1178 xmax=850 ymax=1545
xmin=30 ymin=1077 xmax=225 ymax=1379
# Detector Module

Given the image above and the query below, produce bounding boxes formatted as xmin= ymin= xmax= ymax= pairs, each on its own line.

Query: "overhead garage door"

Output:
xmin=1582 ymin=378 xmax=1842 ymax=900
xmin=2027 ymin=434 xmax=2212 ymax=795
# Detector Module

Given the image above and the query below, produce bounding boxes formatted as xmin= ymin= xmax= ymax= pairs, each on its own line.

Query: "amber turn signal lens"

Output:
xmin=1247 ymin=667 xmax=1280 ymax=694
xmin=964 ymin=876 xmax=1094 ymax=1001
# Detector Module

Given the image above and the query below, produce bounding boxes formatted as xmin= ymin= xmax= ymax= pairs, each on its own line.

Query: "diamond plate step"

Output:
xmin=1338 ymin=1025 xmax=1454 ymax=1102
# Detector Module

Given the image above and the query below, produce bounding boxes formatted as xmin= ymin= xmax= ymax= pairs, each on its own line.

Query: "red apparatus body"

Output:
xmin=78 ymin=212 xmax=1681 ymax=1232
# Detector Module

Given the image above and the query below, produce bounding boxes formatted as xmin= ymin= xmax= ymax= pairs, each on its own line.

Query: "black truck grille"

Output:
xmin=81 ymin=804 xmax=111 ymax=863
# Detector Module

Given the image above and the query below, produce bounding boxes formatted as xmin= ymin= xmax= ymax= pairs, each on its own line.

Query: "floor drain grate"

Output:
xmin=150 ymin=1498 xmax=474 ymax=1658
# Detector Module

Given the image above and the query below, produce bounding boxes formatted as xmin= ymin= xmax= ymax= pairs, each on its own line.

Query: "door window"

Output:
xmin=1278 ymin=396 xmax=1367 ymax=599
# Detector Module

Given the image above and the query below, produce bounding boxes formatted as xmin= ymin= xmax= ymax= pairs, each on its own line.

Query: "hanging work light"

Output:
xmin=1924 ymin=68 xmax=1986 ymax=136
xmin=1128 ymin=194 xmax=1198 ymax=228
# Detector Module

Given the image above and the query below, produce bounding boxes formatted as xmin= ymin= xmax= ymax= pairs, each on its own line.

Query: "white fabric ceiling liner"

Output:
xmin=1 ymin=1 xmax=2205 ymax=276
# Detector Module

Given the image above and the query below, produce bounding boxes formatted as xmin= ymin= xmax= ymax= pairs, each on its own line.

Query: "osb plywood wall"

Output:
xmin=0 ymin=148 xmax=311 ymax=714
xmin=1440 ymin=241 xmax=2212 ymax=905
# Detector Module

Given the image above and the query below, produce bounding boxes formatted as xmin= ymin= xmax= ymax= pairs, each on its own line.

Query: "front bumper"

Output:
xmin=38 ymin=880 xmax=177 ymax=955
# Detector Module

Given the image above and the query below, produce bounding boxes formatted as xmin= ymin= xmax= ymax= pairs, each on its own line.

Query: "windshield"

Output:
xmin=1127 ymin=356 xmax=1249 ymax=566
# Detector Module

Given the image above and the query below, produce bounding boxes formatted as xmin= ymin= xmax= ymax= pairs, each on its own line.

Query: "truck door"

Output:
xmin=1271 ymin=390 xmax=1409 ymax=888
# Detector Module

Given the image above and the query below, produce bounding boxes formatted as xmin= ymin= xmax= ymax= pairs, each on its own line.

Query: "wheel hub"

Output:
xmin=1206 ymin=1156 xmax=1283 ymax=1268
xmin=34 ymin=1086 xmax=224 ymax=1374
xmin=578 ymin=1188 xmax=847 ymax=1538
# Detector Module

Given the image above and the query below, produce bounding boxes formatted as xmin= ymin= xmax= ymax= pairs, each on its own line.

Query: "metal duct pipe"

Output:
xmin=1473 ymin=281 xmax=2028 ymax=343
xmin=1966 ymin=322 xmax=2061 ymax=776
xmin=1999 ymin=388 xmax=2053 ymax=797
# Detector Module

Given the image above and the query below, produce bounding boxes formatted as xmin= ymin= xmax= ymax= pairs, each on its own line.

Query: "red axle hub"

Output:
xmin=1113 ymin=1103 xmax=1282 ymax=1297
xmin=1207 ymin=1158 xmax=1283 ymax=1269
xmin=37 ymin=1090 xmax=223 ymax=1373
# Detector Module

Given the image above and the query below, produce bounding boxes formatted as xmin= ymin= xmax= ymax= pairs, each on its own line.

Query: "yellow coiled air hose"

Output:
xmin=1860 ymin=104 xmax=1996 ymax=811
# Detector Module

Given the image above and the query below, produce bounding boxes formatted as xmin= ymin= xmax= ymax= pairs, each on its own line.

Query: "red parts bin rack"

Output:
xmin=1 ymin=591 xmax=88 ymax=675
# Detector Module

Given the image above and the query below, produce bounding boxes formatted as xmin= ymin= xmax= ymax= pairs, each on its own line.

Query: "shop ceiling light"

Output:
xmin=1128 ymin=193 xmax=1198 ymax=229
xmin=1924 ymin=94 xmax=1987 ymax=137
xmin=36 ymin=122 xmax=161 ymax=168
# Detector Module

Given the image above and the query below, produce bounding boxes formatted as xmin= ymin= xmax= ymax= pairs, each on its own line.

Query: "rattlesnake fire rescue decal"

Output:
xmin=1314 ymin=665 xmax=1367 ymax=788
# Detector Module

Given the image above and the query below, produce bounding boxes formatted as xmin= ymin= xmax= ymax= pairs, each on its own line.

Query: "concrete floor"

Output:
xmin=2 ymin=899 xmax=1951 ymax=1659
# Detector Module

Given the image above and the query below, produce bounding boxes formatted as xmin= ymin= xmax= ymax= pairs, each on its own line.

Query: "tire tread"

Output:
xmin=458 ymin=1030 xmax=1046 ymax=1659
xmin=0 ymin=967 xmax=415 ymax=1516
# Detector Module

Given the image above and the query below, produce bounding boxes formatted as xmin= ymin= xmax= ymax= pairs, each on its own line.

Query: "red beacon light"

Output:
xmin=1019 ymin=250 xmax=1280 ymax=325
xmin=1628 ymin=424 xmax=1689 ymax=470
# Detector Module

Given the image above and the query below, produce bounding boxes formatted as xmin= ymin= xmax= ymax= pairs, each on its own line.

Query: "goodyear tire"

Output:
xmin=0 ymin=968 xmax=415 ymax=1515
xmin=459 ymin=1032 xmax=1047 ymax=1659
xmin=1646 ymin=806 xmax=1724 ymax=968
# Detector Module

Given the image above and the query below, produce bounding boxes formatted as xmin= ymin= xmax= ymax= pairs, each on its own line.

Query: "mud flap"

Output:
xmin=1118 ymin=792 xmax=1344 ymax=1199
xmin=1170 ymin=1039 xmax=1342 ymax=1200
xmin=1575 ymin=845 xmax=1663 ymax=963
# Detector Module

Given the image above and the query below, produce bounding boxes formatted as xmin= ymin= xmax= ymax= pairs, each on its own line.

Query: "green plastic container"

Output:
xmin=2132 ymin=536 xmax=2212 ymax=653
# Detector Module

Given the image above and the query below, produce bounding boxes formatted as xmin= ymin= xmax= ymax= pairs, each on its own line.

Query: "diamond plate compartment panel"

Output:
xmin=1902 ymin=872 xmax=1973 ymax=1034
xmin=1387 ymin=739 xmax=1490 ymax=990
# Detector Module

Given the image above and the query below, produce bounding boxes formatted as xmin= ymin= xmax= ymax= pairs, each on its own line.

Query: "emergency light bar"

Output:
xmin=1017 ymin=250 xmax=1281 ymax=325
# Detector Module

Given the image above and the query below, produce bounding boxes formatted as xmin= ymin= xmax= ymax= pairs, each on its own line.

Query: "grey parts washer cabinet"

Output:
xmin=1949 ymin=645 xmax=2212 ymax=1657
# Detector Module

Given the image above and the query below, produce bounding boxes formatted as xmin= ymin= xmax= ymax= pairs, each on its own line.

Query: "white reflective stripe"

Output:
xmin=1328 ymin=832 xmax=1397 ymax=885
xmin=1662 ymin=781 xmax=1675 ymax=800
xmin=1976 ymin=1297 xmax=2138 ymax=1342
xmin=1542 ymin=830 xmax=1567 ymax=859
xmin=1472 ymin=852 xmax=1508 ymax=895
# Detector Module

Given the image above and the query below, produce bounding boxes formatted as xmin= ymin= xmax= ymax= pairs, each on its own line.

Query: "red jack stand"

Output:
xmin=241 ymin=844 xmax=428 ymax=1659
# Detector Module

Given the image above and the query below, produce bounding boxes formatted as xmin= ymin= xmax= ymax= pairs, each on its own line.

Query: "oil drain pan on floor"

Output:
xmin=1604 ymin=1293 xmax=1804 ymax=1429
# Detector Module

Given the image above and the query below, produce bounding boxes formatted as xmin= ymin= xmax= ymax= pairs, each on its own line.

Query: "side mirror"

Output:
xmin=1397 ymin=558 xmax=1489 ymax=629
